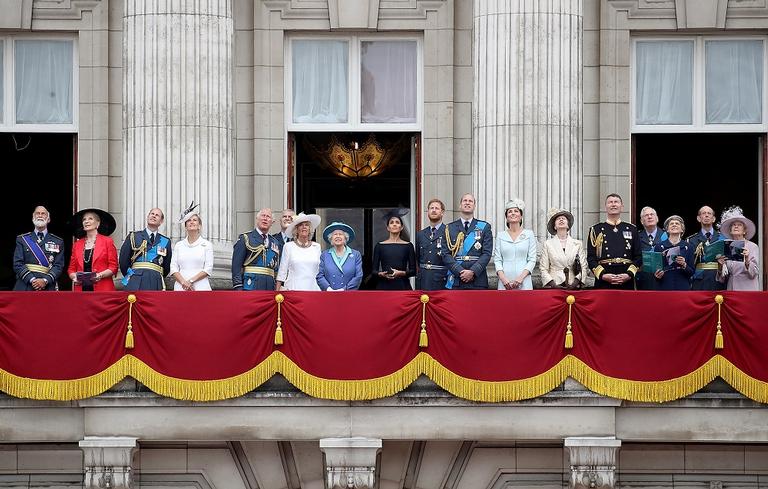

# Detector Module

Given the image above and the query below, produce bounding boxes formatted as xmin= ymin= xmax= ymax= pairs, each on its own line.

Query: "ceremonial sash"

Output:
xmin=445 ymin=221 xmax=487 ymax=289
xmin=22 ymin=234 xmax=50 ymax=268
xmin=123 ymin=235 xmax=169 ymax=286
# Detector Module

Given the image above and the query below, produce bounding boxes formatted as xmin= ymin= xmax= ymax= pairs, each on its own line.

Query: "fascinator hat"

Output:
xmin=720 ymin=206 xmax=756 ymax=240
xmin=178 ymin=201 xmax=201 ymax=224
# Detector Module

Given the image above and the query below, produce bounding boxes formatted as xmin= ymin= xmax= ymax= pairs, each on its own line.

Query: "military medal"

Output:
xmin=247 ymin=278 xmax=252 ymax=286
xmin=158 ymin=247 xmax=167 ymax=256
xmin=623 ymin=231 xmax=632 ymax=239
xmin=436 ymin=238 xmax=442 ymax=249
xmin=159 ymin=257 xmax=164 ymax=265
xmin=473 ymin=230 xmax=482 ymax=250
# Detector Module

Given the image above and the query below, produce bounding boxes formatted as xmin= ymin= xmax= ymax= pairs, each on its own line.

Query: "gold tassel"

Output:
xmin=714 ymin=294 xmax=724 ymax=350
xmin=419 ymin=295 xmax=430 ymax=348
xmin=564 ymin=295 xmax=575 ymax=349
xmin=274 ymin=294 xmax=285 ymax=346
xmin=125 ymin=294 xmax=137 ymax=349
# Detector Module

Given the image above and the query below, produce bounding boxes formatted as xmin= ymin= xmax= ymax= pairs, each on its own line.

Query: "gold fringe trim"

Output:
xmin=1 ymin=353 xmax=767 ymax=403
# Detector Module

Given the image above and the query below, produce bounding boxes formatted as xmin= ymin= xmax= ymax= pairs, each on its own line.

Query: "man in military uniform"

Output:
xmin=686 ymin=205 xmax=725 ymax=291
xmin=272 ymin=208 xmax=295 ymax=248
xmin=636 ymin=206 xmax=665 ymax=290
xmin=587 ymin=194 xmax=642 ymax=290
xmin=119 ymin=208 xmax=172 ymax=290
xmin=442 ymin=193 xmax=494 ymax=289
xmin=13 ymin=205 xmax=65 ymax=290
xmin=232 ymin=208 xmax=281 ymax=290
xmin=415 ymin=198 xmax=448 ymax=290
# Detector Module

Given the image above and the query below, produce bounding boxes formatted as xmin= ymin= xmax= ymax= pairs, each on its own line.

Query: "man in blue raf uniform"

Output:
xmin=686 ymin=205 xmax=726 ymax=291
xmin=442 ymin=193 xmax=494 ymax=289
xmin=119 ymin=208 xmax=172 ymax=290
xmin=415 ymin=198 xmax=448 ymax=290
xmin=587 ymin=194 xmax=642 ymax=290
xmin=636 ymin=206 xmax=666 ymax=290
xmin=232 ymin=208 xmax=281 ymax=291
xmin=13 ymin=205 xmax=65 ymax=290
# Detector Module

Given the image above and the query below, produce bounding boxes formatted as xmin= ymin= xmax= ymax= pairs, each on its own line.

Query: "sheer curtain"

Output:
xmin=361 ymin=41 xmax=417 ymax=123
xmin=15 ymin=40 xmax=73 ymax=124
xmin=292 ymin=40 xmax=348 ymax=123
xmin=706 ymin=40 xmax=763 ymax=124
xmin=635 ymin=41 xmax=693 ymax=125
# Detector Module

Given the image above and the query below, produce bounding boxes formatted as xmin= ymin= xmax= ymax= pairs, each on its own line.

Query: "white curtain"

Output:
xmin=15 ymin=40 xmax=73 ymax=124
xmin=292 ymin=40 xmax=348 ymax=123
xmin=635 ymin=41 xmax=693 ymax=125
xmin=361 ymin=41 xmax=417 ymax=123
xmin=706 ymin=40 xmax=763 ymax=124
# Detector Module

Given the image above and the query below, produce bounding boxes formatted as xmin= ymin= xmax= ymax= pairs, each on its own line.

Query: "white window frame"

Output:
xmin=631 ymin=35 xmax=768 ymax=134
xmin=285 ymin=33 xmax=423 ymax=133
xmin=0 ymin=33 xmax=79 ymax=133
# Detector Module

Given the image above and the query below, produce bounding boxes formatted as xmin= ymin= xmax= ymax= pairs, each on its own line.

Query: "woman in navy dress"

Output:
xmin=653 ymin=215 xmax=694 ymax=290
xmin=372 ymin=209 xmax=416 ymax=290
xmin=316 ymin=222 xmax=363 ymax=291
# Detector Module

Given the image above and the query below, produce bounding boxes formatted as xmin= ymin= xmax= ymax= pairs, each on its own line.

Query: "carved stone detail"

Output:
xmin=79 ymin=437 xmax=138 ymax=489
xmin=320 ymin=437 xmax=382 ymax=489
xmin=565 ymin=437 xmax=621 ymax=489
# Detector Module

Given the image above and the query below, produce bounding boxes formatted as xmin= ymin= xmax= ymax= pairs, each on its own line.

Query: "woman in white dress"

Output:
xmin=493 ymin=199 xmax=537 ymax=290
xmin=170 ymin=204 xmax=214 ymax=291
xmin=539 ymin=208 xmax=589 ymax=289
xmin=276 ymin=212 xmax=322 ymax=291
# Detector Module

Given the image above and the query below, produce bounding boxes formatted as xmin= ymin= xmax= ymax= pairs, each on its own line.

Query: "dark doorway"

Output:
xmin=294 ymin=132 xmax=415 ymax=288
xmin=1 ymin=133 xmax=75 ymax=290
xmin=634 ymin=133 xmax=760 ymax=238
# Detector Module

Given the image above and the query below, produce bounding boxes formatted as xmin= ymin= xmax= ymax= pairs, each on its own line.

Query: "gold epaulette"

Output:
xmin=589 ymin=227 xmax=604 ymax=259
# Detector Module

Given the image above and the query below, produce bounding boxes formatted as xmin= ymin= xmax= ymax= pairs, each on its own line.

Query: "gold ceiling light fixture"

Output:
xmin=303 ymin=133 xmax=408 ymax=179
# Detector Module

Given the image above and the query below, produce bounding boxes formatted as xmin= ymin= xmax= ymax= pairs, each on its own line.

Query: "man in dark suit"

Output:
xmin=272 ymin=208 xmax=295 ymax=247
xmin=119 ymin=208 xmax=172 ymax=290
xmin=415 ymin=198 xmax=448 ymax=290
xmin=13 ymin=205 xmax=65 ymax=290
xmin=636 ymin=206 xmax=666 ymax=290
xmin=686 ymin=205 xmax=726 ymax=291
xmin=442 ymin=193 xmax=493 ymax=289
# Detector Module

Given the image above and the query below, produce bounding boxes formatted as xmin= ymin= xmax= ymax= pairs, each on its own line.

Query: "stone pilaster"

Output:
xmin=320 ymin=437 xmax=382 ymax=489
xmin=565 ymin=437 xmax=621 ymax=489
xmin=472 ymin=0 xmax=583 ymax=238
xmin=123 ymin=0 xmax=234 ymax=271
xmin=79 ymin=436 xmax=138 ymax=489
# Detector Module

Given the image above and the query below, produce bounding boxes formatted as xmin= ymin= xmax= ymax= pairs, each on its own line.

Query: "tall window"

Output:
xmin=287 ymin=35 xmax=421 ymax=131
xmin=0 ymin=36 xmax=77 ymax=132
xmin=632 ymin=37 xmax=766 ymax=132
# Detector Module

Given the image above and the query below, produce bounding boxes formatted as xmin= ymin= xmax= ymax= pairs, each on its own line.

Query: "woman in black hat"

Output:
xmin=372 ymin=209 xmax=416 ymax=290
xmin=67 ymin=208 xmax=118 ymax=291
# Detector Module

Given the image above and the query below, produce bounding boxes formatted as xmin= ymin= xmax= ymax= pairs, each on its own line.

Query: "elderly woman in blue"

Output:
xmin=316 ymin=222 xmax=364 ymax=291
xmin=493 ymin=199 xmax=538 ymax=290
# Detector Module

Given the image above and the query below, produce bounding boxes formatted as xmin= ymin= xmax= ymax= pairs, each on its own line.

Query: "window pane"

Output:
xmin=635 ymin=41 xmax=693 ymax=125
xmin=292 ymin=40 xmax=348 ymax=123
xmin=361 ymin=40 xmax=417 ymax=123
xmin=15 ymin=40 xmax=74 ymax=124
xmin=706 ymin=40 xmax=763 ymax=124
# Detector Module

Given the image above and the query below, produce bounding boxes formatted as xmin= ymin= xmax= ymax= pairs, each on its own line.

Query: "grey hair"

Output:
xmin=330 ymin=230 xmax=350 ymax=242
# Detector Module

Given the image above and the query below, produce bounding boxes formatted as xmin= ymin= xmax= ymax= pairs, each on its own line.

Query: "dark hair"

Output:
xmin=504 ymin=206 xmax=523 ymax=228
xmin=427 ymin=198 xmax=445 ymax=211
xmin=386 ymin=215 xmax=410 ymax=242
xmin=605 ymin=193 xmax=623 ymax=203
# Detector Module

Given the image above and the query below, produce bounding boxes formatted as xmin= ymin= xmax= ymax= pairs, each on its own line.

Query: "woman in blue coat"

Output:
xmin=316 ymin=222 xmax=364 ymax=291
xmin=653 ymin=215 xmax=694 ymax=290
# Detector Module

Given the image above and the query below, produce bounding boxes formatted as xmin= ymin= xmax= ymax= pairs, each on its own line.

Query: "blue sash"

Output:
xmin=22 ymin=234 xmax=49 ymax=267
xmin=445 ymin=221 xmax=487 ymax=289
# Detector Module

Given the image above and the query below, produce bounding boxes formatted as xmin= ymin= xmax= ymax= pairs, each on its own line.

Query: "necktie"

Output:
xmin=149 ymin=233 xmax=156 ymax=245
xmin=37 ymin=232 xmax=44 ymax=242
xmin=705 ymin=232 xmax=712 ymax=242
xmin=262 ymin=233 xmax=268 ymax=244
xmin=649 ymin=235 xmax=654 ymax=246
xmin=430 ymin=227 xmax=436 ymax=239
xmin=463 ymin=221 xmax=469 ymax=234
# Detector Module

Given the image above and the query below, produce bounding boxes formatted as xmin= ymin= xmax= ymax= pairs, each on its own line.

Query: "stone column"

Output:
xmin=565 ymin=437 xmax=621 ymax=489
xmin=79 ymin=436 xmax=138 ymax=489
xmin=123 ymin=0 xmax=234 ymax=271
xmin=472 ymin=0 xmax=582 ymax=238
xmin=320 ymin=437 xmax=382 ymax=489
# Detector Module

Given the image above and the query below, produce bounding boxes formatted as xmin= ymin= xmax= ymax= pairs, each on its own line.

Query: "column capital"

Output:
xmin=320 ymin=437 xmax=382 ymax=489
xmin=79 ymin=437 xmax=138 ymax=489
xmin=564 ymin=437 xmax=621 ymax=489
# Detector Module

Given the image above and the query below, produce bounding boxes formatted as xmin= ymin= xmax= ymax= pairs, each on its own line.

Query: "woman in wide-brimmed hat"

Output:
xmin=170 ymin=202 xmax=214 ymax=291
xmin=539 ymin=208 xmax=589 ymax=289
xmin=67 ymin=208 xmax=118 ymax=291
xmin=316 ymin=221 xmax=363 ymax=291
xmin=716 ymin=206 xmax=759 ymax=291
xmin=276 ymin=212 xmax=322 ymax=291
xmin=372 ymin=208 xmax=416 ymax=290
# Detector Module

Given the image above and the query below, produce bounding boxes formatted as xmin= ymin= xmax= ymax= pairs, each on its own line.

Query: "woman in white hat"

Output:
xmin=493 ymin=199 xmax=537 ymax=290
xmin=316 ymin=222 xmax=363 ymax=291
xmin=276 ymin=212 xmax=322 ymax=291
xmin=539 ymin=208 xmax=588 ymax=289
xmin=169 ymin=202 xmax=214 ymax=291
xmin=716 ymin=206 xmax=759 ymax=291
